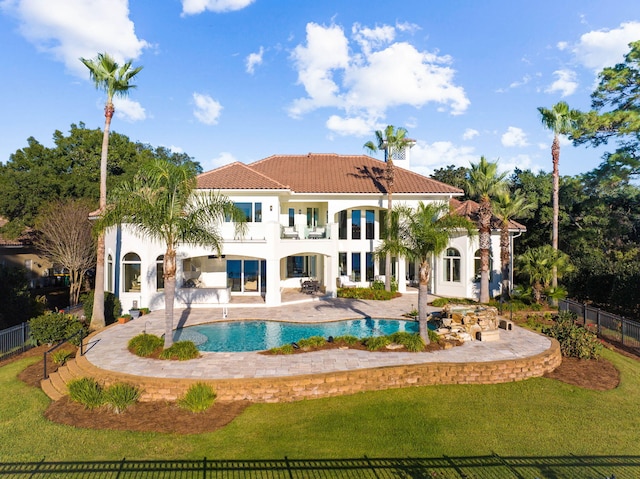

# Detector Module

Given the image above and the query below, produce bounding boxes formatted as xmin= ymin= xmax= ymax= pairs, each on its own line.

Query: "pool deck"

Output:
xmin=83 ymin=293 xmax=553 ymax=380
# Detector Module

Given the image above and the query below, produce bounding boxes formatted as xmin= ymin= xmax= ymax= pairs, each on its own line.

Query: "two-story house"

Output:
xmin=106 ymin=153 xmax=520 ymax=311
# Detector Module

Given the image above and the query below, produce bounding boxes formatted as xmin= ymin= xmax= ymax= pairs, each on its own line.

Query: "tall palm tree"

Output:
xmin=517 ymin=245 xmax=574 ymax=304
xmin=98 ymin=159 xmax=245 ymax=349
xmin=492 ymin=190 xmax=533 ymax=300
xmin=377 ymin=202 xmax=475 ymax=343
xmin=537 ymin=101 xmax=579 ymax=297
xmin=81 ymin=52 xmax=143 ymax=330
xmin=364 ymin=125 xmax=413 ymax=292
xmin=465 ymin=156 xmax=507 ymax=303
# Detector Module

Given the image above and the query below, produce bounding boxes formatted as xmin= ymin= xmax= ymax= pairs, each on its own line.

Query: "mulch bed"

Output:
xmin=4 ymin=340 xmax=630 ymax=434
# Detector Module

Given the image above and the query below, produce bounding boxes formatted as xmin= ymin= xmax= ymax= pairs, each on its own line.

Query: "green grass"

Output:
xmin=1 ymin=349 xmax=640 ymax=462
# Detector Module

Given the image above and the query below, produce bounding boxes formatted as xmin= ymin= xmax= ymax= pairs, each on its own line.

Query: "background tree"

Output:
xmin=537 ymin=101 xmax=579 ymax=298
xmin=465 ymin=156 xmax=506 ymax=303
xmin=377 ymin=202 xmax=475 ymax=343
xmin=0 ymin=266 xmax=40 ymax=329
xmin=33 ymin=200 xmax=96 ymax=306
xmin=98 ymin=159 xmax=246 ymax=349
xmin=81 ymin=53 xmax=142 ymax=330
xmin=492 ymin=190 xmax=533 ymax=300
xmin=572 ymin=40 xmax=640 ymax=183
xmin=430 ymin=165 xmax=469 ymax=196
xmin=364 ymin=125 xmax=413 ymax=292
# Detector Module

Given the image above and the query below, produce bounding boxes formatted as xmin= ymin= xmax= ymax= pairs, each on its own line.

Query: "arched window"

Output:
xmin=474 ymin=249 xmax=493 ymax=282
xmin=156 ymin=255 xmax=164 ymax=291
xmin=123 ymin=253 xmax=141 ymax=292
xmin=443 ymin=248 xmax=461 ymax=283
xmin=107 ymin=254 xmax=113 ymax=293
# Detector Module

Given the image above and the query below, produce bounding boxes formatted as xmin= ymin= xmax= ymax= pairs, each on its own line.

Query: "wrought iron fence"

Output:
xmin=0 ymin=322 xmax=31 ymax=361
xmin=559 ymin=299 xmax=640 ymax=350
xmin=0 ymin=455 xmax=638 ymax=478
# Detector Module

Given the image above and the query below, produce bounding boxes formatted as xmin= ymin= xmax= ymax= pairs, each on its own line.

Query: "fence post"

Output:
xmin=621 ymin=319 xmax=625 ymax=346
xmin=596 ymin=310 xmax=601 ymax=335
xmin=583 ymin=303 xmax=587 ymax=327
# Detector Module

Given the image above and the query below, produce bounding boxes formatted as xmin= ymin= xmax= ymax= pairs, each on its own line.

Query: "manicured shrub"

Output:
xmin=297 ymin=336 xmax=326 ymax=348
xmin=334 ymin=335 xmax=359 ymax=345
xmin=543 ymin=311 xmax=603 ymax=359
xmin=67 ymin=377 xmax=104 ymax=409
xmin=431 ymin=297 xmax=477 ymax=307
xmin=103 ymin=383 xmax=140 ymax=414
xmin=159 ymin=341 xmax=200 ymax=360
xmin=428 ymin=329 xmax=440 ymax=344
xmin=337 ymin=287 xmax=400 ymax=300
xmin=128 ymin=333 xmax=164 ymax=357
xmin=268 ymin=344 xmax=295 ymax=354
xmin=81 ymin=291 xmax=121 ymax=325
xmin=364 ymin=336 xmax=390 ymax=351
xmin=388 ymin=332 xmax=425 ymax=352
xmin=178 ymin=383 xmax=217 ymax=413
xmin=51 ymin=349 xmax=73 ymax=365
xmin=29 ymin=312 xmax=87 ymax=346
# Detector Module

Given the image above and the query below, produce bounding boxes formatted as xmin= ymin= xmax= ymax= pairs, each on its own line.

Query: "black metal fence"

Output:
xmin=1 ymin=455 xmax=638 ymax=478
xmin=559 ymin=299 xmax=640 ymax=351
xmin=0 ymin=322 xmax=31 ymax=361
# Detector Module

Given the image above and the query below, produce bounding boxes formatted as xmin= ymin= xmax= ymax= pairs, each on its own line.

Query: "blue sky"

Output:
xmin=1 ymin=0 xmax=639 ymax=178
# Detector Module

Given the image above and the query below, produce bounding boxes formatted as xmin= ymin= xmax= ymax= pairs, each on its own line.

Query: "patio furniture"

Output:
xmin=282 ymin=226 xmax=299 ymax=239
xmin=301 ymin=280 xmax=320 ymax=294
xmin=338 ymin=275 xmax=357 ymax=288
xmin=308 ymin=227 xmax=324 ymax=239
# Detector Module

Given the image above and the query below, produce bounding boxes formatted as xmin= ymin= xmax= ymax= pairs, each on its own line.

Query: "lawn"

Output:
xmin=0 ymin=348 xmax=639 ymax=462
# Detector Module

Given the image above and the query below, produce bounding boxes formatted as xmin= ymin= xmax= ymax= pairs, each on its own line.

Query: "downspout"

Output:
xmin=509 ymin=229 xmax=523 ymax=295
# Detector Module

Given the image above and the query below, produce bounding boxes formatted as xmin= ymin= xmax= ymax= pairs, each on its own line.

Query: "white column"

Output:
xmin=264 ymin=258 xmax=281 ymax=305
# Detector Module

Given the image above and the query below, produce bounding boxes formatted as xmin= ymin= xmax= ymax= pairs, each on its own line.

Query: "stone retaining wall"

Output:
xmin=76 ymin=339 xmax=562 ymax=403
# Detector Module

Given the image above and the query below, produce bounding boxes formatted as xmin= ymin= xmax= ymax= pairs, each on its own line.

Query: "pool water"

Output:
xmin=173 ymin=319 xmax=424 ymax=352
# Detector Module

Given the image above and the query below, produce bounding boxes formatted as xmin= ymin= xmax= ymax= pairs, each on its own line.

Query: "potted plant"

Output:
xmin=140 ymin=307 xmax=150 ymax=315
xmin=129 ymin=308 xmax=141 ymax=319
xmin=118 ymin=314 xmax=132 ymax=324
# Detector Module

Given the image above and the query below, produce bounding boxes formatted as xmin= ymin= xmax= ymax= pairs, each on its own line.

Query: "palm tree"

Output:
xmin=537 ymin=101 xmax=579 ymax=297
xmin=517 ymin=245 xmax=574 ymax=304
xmin=377 ymin=202 xmax=475 ymax=343
xmin=465 ymin=156 xmax=507 ymax=303
xmin=81 ymin=52 xmax=143 ymax=330
xmin=364 ymin=125 xmax=413 ymax=292
xmin=492 ymin=190 xmax=533 ymax=300
xmin=98 ymin=159 xmax=246 ymax=348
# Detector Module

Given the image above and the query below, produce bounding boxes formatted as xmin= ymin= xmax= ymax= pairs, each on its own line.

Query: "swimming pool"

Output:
xmin=173 ymin=319 xmax=423 ymax=352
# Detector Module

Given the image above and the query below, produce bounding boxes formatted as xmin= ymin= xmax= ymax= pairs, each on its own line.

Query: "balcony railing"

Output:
xmin=280 ymin=224 xmax=332 ymax=240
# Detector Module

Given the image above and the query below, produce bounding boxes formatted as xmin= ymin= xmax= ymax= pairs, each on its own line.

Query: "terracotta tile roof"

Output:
xmin=0 ymin=217 xmax=34 ymax=247
xmin=450 ymin=198 xmax=526 ymax=231
xmin=197 ymin=162 xmax=288 ymax=190
xmin=197 ymin=154 xmax=463 ymax=195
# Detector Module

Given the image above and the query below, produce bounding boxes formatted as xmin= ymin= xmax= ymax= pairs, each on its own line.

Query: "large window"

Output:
xmin=366 ymin=210 xmax=375 ymax=239
xmin=107 ymin=254 xmax=113 ymax=293
xmin=156 ymin=255 xmax=164 ymax=291
xmin=289 ymin=208 xmax=295 ymax=227
xmin=227 ymin=202 xmax=262 ymax=222
xmin=338 ymin=252 xmax=347 ymax=275
xmin=286 ymin=255 xmax=316 ymax=278
xmin=443 ymin=248 xmax=461 ymax=283
xmin=307 ymin=207 xmax=319 ymax=227
xmin=123 ymin=252 xmax=141 ymax=292
xmin=352 ymin=252 xmax=361 ymax=281
xmin=352 ymin=210 xmax=361 ymax=239
xmin=366 ymin=252 xmax=374 ymax=281
xmin=338 ymin=210 xmax=347 ymax=239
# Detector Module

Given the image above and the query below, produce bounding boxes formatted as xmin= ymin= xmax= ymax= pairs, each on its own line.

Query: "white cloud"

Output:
xmin=545 ymin=69 xmax=578 ymax=97
xmin=288 ymin=22 xmax=469 ymax=129
xmin=192 ymin=93 xmax=223 ymax=125
xmin=200 ymin=151 xmax=237 ymax=172
xmin=572 ymin=21 xmax=640 ymax=72
xmin=499 ymin=154 xmax=538 ymax=175
xmin=462 ymin=128 xmax=479 ymax=140
xmin=181 ymin=0 xmax=254 ymax=15
xmin=1 ymin=0 xmax=149 ymax=76
xmin=113 ymin=97 xmax=146 ymax=121
xmin=409 ymin=140 xmax=477 ymax=177
xmin=326 ymin=115 xmax=373 ymax=137
xmin=501 ymin=127 xmax=529 ymax=147
xmin=557 ymin=41 xmax=568 ymax=51
xmin=245 ymin=46 xmax=264 ymax=74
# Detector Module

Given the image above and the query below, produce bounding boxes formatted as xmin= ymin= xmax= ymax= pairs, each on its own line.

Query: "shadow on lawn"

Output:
xmin=1 ymin=455 xmax=638 ymax=478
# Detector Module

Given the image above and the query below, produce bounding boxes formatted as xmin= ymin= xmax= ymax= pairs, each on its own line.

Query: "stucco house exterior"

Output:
xmin=105 ymin=153 xmax=524 ymax=312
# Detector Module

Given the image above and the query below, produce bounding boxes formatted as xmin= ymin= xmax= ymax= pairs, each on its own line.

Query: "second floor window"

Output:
xmin=227 ymin=202 xmax=262 ymax=222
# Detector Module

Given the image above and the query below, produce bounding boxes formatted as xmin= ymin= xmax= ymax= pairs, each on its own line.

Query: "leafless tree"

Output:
xmin=34 ymin=200 xmax=96 ymax=306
